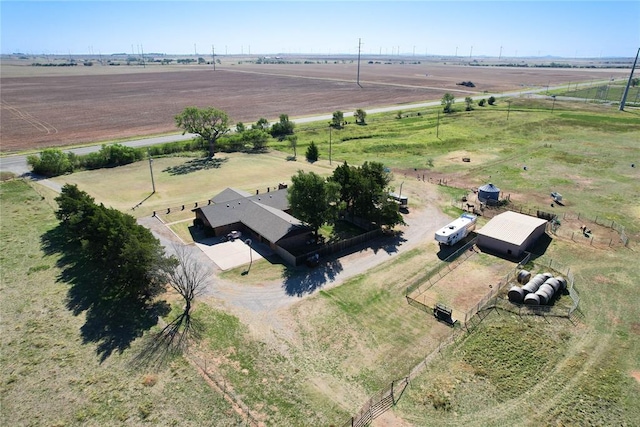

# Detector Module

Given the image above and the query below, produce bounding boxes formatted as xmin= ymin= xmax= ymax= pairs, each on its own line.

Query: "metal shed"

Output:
xmin=476 ymin=211 xmax=548 ymax=257
xmin=478 ymin=183 xmax=501 ymax=203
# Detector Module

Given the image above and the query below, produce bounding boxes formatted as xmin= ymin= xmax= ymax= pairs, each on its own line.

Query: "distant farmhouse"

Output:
xmin=193 ymin=187 xmax=313 ymax=265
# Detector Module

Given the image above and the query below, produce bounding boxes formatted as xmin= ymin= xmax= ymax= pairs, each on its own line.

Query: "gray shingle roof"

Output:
xmin=211 ymin=188 xmax=251 ymax=203
xmin=196 ymin=188 xmax=308 ymax=243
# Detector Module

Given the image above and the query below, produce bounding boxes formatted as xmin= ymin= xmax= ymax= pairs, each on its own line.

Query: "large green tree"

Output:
xmin=27 ymin=148 xmax=74 ymax=177
xmin=288 ymin=170 xmax=341 ymax=237
xmin=175 ymin=107 xmax=230 ymax=158
xmin=270 ymin=114 xmax=295 ymax=139
xmin=354 ymin=108 xmax=367 ymax=124
xmin=329 ymin=161 xmax=405 ymax=229
xmin=331 ymin=110 xmax=344 ymax=128
xmin=441 ymin=93 xmax=455 ymax=113
xmin=55 ymin=184 xmax=170 ymax=302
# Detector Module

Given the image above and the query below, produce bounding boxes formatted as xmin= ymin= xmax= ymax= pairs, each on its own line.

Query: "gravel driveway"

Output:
xmin=139 ymin=182 xmax=451 ymax=338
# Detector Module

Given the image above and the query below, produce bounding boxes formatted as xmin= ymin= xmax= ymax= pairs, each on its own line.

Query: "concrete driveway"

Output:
xmin=195 ymin=238 xmax=271 ymax=271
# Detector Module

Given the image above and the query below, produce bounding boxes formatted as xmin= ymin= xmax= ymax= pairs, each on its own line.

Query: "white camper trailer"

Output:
xmin=435 ymin=213 xmax=477 ymax=246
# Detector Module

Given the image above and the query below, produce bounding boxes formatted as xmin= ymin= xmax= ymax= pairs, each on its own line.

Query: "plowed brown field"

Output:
xmin=0 ymin=59 xmax=628 ymax=152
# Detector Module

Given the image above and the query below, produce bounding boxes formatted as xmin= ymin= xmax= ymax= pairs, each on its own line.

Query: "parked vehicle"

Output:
xmin=226 ymin=230 xmax=242 ymax=241
xmin=434 ymin=213 xmax=477 ymax=246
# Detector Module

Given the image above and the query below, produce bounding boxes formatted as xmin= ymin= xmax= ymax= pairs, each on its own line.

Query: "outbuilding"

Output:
xmin=476 ymin=211 xmax=548 ymax=258
xmin=478 ymin=183 xmax=501 ymax=204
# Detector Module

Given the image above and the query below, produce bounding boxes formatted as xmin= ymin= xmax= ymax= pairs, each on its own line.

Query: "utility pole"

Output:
xmin=329 ymin=125 xmax=332 ymax=165
xmin=436 ymin=111 xmax=440 ymax=138
xmin=499 ymin=46 xmax=503 ymax=60
xmin=620 ymin=47 xmax=639 ymax=111
xmin=141 ymin=45 xmax=145 ymax=68
xmin=212 ymin=45 xmax=216 ymax=70
xmin=356 ymin=38 xmax=362 ymax=87
xmin=147 ymin=148 xmax=156 ymax=193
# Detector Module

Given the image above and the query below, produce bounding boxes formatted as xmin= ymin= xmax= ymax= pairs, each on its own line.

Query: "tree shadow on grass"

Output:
xmin=41 ymin=226 xmax=170 ymax=363
xmin=162 ymin=157 xmax=228 ymax=175
xmin=282 ymin=258 xmax=344 ymax=297
xmin=280 ymin=230 xmax=405 ymax=297
xmin=130 ymin=313 xmax=204 ymax=370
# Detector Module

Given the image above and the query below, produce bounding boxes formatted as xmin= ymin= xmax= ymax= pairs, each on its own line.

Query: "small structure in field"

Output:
xmin=478 ymin=183 xmax=501 ymax=204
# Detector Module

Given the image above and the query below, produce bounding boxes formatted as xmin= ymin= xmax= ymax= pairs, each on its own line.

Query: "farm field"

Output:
xmin=0 ymin=56 xmax=631 ymax=153
xmin=1 ymin=83 xmax=639 ymax=425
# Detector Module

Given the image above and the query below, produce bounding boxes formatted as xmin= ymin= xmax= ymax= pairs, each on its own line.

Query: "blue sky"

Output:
xmin=1 ymin=1 xmax=639 ymax=57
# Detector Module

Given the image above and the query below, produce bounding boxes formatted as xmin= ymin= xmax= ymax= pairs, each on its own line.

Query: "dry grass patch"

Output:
xmin=50 ymin=151 xmax=335 ymax=217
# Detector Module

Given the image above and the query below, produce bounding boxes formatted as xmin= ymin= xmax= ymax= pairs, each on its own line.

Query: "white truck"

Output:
xmin=434 ymin=213 xmax=477 ymax=246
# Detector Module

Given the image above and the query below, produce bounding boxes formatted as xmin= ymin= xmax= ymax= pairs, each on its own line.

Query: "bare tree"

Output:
xmin=167 ymin=244 xmax=211 ymax=319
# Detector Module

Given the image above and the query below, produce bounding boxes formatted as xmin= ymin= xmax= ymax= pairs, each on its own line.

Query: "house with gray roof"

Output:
xmin=193 ymin=187 xmax=313 ymax=265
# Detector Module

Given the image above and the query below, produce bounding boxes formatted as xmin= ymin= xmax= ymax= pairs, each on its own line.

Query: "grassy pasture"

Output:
xmin=49 ymin=151 xmax=335 ymax=218
xmin=0 ymin=180 xmax=242 ymax=426
xmin=2 ymin=98 xmax=639 ymax=425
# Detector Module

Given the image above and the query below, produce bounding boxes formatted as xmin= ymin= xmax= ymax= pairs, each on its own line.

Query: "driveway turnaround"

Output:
xmin=195 ymin=238 xmax=266 ymax=271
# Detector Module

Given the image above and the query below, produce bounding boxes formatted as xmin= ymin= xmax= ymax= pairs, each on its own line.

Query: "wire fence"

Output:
xmin=189 ymin=352 xmax=262 ymax=427
xmin=451 ymin=198 xmax=630 ymax=247
xmin=341 ymin=332 xmax=461 ymax=427
xmin=405 ymin=237 xmax=478 ymax=297
xmin=463 ymin=255 xmax=580 ymax=329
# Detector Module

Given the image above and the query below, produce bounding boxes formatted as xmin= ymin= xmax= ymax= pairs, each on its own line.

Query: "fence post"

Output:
xmin=391 ymin=380 xmax=395 ymax=404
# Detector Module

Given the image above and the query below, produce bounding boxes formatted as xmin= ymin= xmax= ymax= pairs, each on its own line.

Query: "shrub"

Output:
xmin=306 ymin=141 xmax=319 ymax=162
xmin=27 ymin=148 xmax=74 ymax=177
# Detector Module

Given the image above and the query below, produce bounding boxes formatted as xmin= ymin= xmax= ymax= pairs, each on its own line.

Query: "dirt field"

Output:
xmin=0 ymin=58 xmax=629 ymax=153
xmin=408 ymin=249 xmax=516 ymax=321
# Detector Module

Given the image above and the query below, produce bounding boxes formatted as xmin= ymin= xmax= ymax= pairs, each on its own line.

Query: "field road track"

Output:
xmin=1 ymin=100 xmax=59 ymax=135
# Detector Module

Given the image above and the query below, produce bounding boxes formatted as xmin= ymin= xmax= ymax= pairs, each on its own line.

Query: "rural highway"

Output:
xmin=0 ymin=82 xmax=599 ymax=176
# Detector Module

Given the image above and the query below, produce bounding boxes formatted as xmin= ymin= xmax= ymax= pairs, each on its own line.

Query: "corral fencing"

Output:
xmin=189 ymin=352 xmax=261 ymax=427
xmin=341 ymin=377 xmax=410 ymax=427
xmin=405 ymin=237 xmax=478 ymax=298
xmin=451 ymin=198 xmax=630 ymax=247
xmin=464 ymin=255 xmax=580 ymax=330
xmin=556 ymin=211 xmax=629 ymax=247
xmin=341 ymin=333 xmax=461 ymax=427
